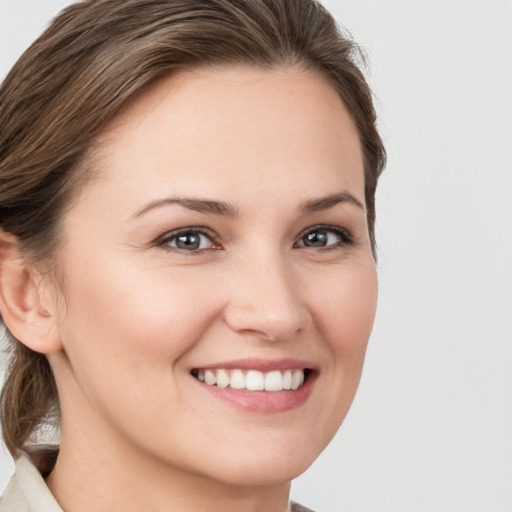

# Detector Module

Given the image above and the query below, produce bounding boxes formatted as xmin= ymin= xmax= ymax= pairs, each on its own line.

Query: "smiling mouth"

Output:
xmin=190 ymin=368 xmax=311 ymax=392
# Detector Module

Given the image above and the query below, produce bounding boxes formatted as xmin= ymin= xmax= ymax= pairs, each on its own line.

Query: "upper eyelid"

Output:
xmin=296 ymin=224 xmax=352 ymax=239
xmin=157 ymin=226 xmax=216 ymax=242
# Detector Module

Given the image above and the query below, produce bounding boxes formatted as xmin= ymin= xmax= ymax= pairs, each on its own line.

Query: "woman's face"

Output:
xmin=49 ymin=66 xmax=377 ymax=486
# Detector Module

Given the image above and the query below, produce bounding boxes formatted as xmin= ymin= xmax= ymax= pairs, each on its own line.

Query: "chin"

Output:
xmin=213 ymin=458 xmax=311 ymax=488
xmin=193 ymin=442 xmax=322 ymax=488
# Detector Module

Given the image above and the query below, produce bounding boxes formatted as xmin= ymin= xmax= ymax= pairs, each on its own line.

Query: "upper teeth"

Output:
xmin=195 ymin=369 xmax=306 ymax=391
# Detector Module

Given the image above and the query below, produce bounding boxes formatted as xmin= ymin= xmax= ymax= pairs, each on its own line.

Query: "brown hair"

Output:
xmin=0 ymin=0 xmax=386 ymax=456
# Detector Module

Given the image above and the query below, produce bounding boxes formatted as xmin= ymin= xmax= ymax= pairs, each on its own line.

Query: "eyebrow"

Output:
xmin=132 ymin=190 xmax=364 ymax=219
xmin=300 ymin=191 xmax=365 ymax=212
xmin=132 ymin=197 xmax=239 ymax=218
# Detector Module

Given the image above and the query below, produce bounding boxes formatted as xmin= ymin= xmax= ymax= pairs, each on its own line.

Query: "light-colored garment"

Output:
xmin=0 ymin=453 xmax=62 ymax=512
xmin=1 ymin=451 xmax=314 ymax=512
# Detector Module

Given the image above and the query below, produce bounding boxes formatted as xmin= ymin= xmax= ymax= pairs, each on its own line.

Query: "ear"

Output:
xmin=0 ymin=231 xmax=62 ymax=354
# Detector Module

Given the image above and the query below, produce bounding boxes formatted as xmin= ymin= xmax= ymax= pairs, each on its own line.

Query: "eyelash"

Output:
xmin=294 ymin=224 xmax=354 ymax=250
xmin=157 ymin=227 xmax=219 ymax=254
xmin=156 ymin=224 xmax=354 ymax=254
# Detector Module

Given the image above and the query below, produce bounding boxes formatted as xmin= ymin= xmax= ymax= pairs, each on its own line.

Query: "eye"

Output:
xmin=295 ymin=225 xmax=353 ymax=249
xmin=158 ymin=228 xmax=218 ymax=252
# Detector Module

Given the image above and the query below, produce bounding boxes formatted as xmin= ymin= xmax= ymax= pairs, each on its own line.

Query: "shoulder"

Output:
xmin=290 ymin=501 xmax=317 ymax=512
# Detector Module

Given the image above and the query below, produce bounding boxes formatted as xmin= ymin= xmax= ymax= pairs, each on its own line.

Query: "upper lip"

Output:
xmin=191 ymin=358 xmax=317 ymax=372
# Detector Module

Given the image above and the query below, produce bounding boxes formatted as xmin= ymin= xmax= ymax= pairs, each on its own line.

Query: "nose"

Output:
xmin=223 ymin=253 xmax=311 ymax=342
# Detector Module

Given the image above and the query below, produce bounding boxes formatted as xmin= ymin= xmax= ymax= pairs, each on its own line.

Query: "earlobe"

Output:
xmin=0 ymin=231 xmax=62 ymax=354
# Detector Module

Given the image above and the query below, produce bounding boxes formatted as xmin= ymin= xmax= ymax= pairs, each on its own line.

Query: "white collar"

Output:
xmin=0 ymin=451 xmax=62 ymax=512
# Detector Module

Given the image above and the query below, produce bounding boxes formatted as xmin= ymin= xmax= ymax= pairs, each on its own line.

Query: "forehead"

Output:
xmin=80 ymin=65 xmax=364 ymax=210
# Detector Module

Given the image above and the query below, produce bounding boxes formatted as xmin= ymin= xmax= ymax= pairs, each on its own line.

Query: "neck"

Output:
xmin=46 ymin=423 xmax=291 ymax=512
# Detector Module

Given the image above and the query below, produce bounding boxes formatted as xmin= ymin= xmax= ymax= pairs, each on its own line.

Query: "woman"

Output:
xmin=0 ymin=0 xmax=385 ymax=510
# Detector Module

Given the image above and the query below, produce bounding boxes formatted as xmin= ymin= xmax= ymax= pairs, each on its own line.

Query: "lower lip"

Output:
xmin=193 ymin=373 xmax=316 ymax=413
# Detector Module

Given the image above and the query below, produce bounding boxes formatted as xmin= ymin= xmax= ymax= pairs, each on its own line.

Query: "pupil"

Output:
xmin=305 ymin=230 xmax=327 ymax=247
xmin=176 ymin=233 xmax=200 ymax=250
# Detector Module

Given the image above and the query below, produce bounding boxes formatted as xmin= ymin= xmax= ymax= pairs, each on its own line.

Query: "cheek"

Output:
xmin=311 ymin=259 xmax=378 ymax=367
xmin=55 ymin=258 xmax=220 ymax=400
xmin=306 ymin=259 xmax=377 ymax=422
xmin=52 ymin=263 xmax=226 ymax=455
xmin=62 ymin=253 xmax=212 ymax=335
xmin=294 ymin=260 xmax=377 ymax=451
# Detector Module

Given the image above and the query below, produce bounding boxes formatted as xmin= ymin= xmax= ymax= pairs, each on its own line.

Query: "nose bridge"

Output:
xmin=225 ymin=247 xmax=308 ymax=341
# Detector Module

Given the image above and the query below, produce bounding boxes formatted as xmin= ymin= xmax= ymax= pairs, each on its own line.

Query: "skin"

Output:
xmin=36 ymin=66 xmax=378 ymax=512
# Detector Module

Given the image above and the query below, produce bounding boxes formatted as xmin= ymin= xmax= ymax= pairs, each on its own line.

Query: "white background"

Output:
xmin=1 ymin=1 xmax=511 ymax=511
